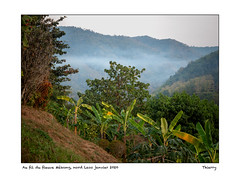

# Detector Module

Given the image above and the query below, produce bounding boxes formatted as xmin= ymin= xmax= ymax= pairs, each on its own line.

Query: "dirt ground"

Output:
xmin=21 ymin=105 xmax=118 ymax=163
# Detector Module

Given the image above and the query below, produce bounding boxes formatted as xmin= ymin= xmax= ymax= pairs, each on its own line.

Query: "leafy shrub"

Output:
xmin=46 ymin=101 xmax=69 ymax=126
xmin=127 ymin=137 xmax=197 ymax=163
xmin=98 ymin=139 xmax=110 ymax=151
xmin=109 ymin=140 xmax=126 ymax=158
xmin=147 ymin=92 xmax=219 ymax=143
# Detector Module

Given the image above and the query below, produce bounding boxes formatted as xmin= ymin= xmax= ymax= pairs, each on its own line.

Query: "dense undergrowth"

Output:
xmin=45 ymin=92 xmax=219 ymax=163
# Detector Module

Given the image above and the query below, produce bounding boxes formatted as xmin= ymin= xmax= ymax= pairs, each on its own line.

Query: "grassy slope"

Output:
xmin=21 ymin=106 xmax=118 ymax=163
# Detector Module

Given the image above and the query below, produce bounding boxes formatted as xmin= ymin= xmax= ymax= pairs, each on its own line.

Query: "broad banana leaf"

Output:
xmin=137 ymin=113 xmax=160 ymax=130
xmin=77 ymin=97 xmax=83 ymax=107
xmin=125 ymin=99 xmax=136 ymax=126
xmin=81 ymin=104 xmax=92 ymax=111
xmin=102 ymin=101 xmax=110 ymax=108
xmin=84 ymin=109 xmax=95 ymax=120
xmin=126 ymin=99 xmax=136 ymax=115
xmin=111 ymin=114 xmax=123 ymax=124
xmin=57 ymin=96 xmax=75 ymax=105
xmin=175 ymin=124 xmax=181 ymax=131
xmin=139 ymin=119 xmax=145 ymax=127
xmin=129 ymin=118 xmax=147 ymax=136
xmin=92 ymin=106 xmax=101 ymax=124
xmin=172 ymin=130 xmax=205 ymax=154
xmin=169 ymin=110 xmax=183 ymax=132
xmin=96 ymin=103 xmax=102 ymax=114
xmin=161 ymin=118 xmax=168 ymax=136
xmin=196 ymin=122 xmax=210 ymax=149
xmin=205 ymin=120 xmax=213 ymax=148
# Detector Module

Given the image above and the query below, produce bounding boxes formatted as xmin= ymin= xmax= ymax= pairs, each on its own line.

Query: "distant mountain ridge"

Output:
xmin=58 ymin=26 xmax=218 ymax=98
xmin=60 ymin=26 xmax=218 ymax=60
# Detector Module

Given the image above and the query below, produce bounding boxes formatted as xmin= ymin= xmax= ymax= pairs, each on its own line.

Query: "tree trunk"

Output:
xmin=123 ymin=129 xmax=127 ymax=162
xmin=113 ymin=123 xmax=121 ymax=140
xmin=74 ymin=107 xmax=78 ymax=135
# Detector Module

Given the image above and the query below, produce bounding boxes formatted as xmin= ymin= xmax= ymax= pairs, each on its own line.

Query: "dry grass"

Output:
xmin=21 ymin=106 xmax=118 ymax=163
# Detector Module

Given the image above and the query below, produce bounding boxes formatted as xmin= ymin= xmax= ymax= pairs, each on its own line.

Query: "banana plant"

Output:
xmin=84 ymin=103 xmax=114 ymax=139
xmin=137 ymin=111 xmax=183 ymax=146
xmin=102 ymin=99 xmax=137 ymax=161
xmin=132 ymin=111 xmax=183 ymax=162
xmin=172 ymin=120 xmax=218 ymax=162
xmin=102 ymin=99 xmax=136 ymax=144
xmin=57 ymin=96 xmax=91 ymax=135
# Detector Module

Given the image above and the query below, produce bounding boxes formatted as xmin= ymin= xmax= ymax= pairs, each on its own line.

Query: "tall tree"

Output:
xmin=21 ymin=15 xmax=54 ymax=105
xmin=21 ymin=15 xmax=78 ymax=107
xmin=49 ymin=19 xmax=78 ymax=101
xmin=81 ymin=61 xmax=150 ymax=113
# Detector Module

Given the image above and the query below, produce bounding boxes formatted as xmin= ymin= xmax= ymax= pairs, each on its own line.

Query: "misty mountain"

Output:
xmin=58 ymin=26 xmax=218 ymax=98
xmin=155 ymin=50 xmax=219 ymax=104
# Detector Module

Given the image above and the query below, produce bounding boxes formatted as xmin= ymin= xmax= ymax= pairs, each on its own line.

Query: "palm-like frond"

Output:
xmin=57 ymin=96 xmax=75 ymax=105
xmin=129 ymin=118 xmax=147 ymax=136
xmin=169 ymin=110 xmax=183 ymax=132
xmin=160 ymin=118 xmax=168 ymax=136
xmin=172 ymin=130 xmax=205 ymax=154
xmin=137 ymin=113 xmax=159 ymax=130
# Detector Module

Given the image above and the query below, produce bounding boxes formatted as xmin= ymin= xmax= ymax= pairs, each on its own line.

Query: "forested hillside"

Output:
xmin=156 ymin=50 xmax=219 ymax=104
xmin=58 ymin=26 xmax=218 ymax=96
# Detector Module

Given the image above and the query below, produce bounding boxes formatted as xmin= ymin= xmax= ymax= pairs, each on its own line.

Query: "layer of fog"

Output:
xmin=60 ymin=54 xmax=190 ymax=99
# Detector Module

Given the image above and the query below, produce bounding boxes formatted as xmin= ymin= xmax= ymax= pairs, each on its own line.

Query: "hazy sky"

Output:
xmin=50 ymin=15 xmax=218 ymax=47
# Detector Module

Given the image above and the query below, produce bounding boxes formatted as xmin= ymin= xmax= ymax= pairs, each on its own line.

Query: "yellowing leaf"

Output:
xmin=172 ymin=130 xmax=205 ymax=154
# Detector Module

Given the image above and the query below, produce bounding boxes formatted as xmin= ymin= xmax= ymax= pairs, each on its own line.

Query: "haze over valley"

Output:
xmin=59 ymin=26 xmax=218 ymax=98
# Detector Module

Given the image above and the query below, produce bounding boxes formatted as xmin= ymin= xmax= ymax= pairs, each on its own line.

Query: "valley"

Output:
xmin=58 ymin=26 xmax=218 ymax=98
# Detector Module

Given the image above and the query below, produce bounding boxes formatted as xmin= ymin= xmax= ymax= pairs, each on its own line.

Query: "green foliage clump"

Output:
xmin=109 ymin=140 xmax=126 ymax=158
xmin=147 ymin=92 xmax=219 ymax=143
xmin=46 ymin=100 xmax=70 ymax=126
xmin=82 ymin=61 xmax=150 ymax=113
xmin=127 ymin=137 xmax=197 ymax=163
